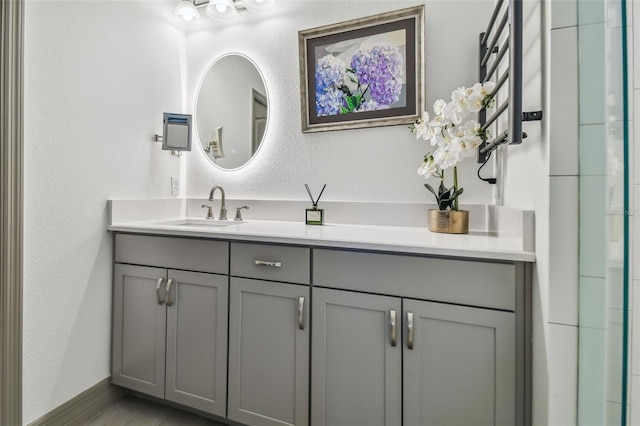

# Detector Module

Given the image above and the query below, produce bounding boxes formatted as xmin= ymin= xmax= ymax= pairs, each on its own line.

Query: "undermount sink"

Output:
xmin=157 ymin=218 xmax=245 ymax=227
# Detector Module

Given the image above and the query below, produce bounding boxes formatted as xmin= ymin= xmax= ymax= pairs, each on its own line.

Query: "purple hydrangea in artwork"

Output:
xmin=313 ymin=44 xmax=404 ymax=116
xmin=350 ymin=45 xmax=404 ymax=106
xmin=315 ymin=55 xmax=347 ymax=116
xmin=356 ymin=99 xmax=390 ymax=112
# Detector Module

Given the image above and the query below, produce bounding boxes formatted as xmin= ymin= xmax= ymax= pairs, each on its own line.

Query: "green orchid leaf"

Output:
xmin=451 ymin=188 xmax=464 ymax=199
xmin=424 ymin=183 xmax=439 ymax=201
xmin=438 ymin=182 xmax=448 ymax=196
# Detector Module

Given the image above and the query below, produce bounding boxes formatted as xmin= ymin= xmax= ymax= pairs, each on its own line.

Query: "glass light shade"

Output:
xmin=244 ymin=0 xmax=276 ymax=12
xmin=174 ymin=0 xmax=200 ymax=22
xmin=206 ymin=0 xmax=238 ymax=19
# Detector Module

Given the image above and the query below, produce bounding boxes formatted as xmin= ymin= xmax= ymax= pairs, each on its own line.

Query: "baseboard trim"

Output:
xmin=28 ymin=378 xmax=126 ymax=426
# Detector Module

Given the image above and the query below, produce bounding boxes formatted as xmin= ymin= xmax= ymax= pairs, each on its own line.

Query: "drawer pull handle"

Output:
xmin=156 ymin=278 xmax=164 ymax=305
xmin=254 ymin=260 xmax=282 ymax=268
xmin=165 ymin=279 xmax=174 ymax=307
xmin=298 ymin=297 xmax=305 ymax=330
xmin=390 ymin=310 xmax=397 ymax=347
xmin=407 ymin=312 xmax=414 ymax=350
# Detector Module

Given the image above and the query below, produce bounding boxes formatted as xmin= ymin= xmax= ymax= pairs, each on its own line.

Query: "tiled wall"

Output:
xmin=548 ymin=0 xmax=640 ymax=424
xmin=578 ymin=0 xmax=634 ymax=424
xmin=578 ymin=1 xmax=614 ymax=424
xmin=630 ymin=0 xmax=640 ymax=423
xmin=548 ymin=2 xmax=580 ymax=424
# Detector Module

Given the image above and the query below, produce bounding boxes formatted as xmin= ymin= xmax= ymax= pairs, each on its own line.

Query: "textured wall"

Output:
xmin=22 ymin=0 xmax=548 ymax=423
xmin=23 ymin=1 xmax=184 ymax=423
xmin=185 ymin=0 xmax=494 ymax=205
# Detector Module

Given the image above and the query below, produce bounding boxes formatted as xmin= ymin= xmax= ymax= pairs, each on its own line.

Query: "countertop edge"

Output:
xmin=107 ymin=221 xmax=536 ymax=263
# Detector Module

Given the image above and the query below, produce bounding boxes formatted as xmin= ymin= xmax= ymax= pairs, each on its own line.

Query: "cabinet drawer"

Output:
xmin=313 ymin=249 xmax=516 ymax=311
xmin=115 ymin=234 xmax=228 ymax=274
xmin=231 ymin=243 xmax=310 ymax=285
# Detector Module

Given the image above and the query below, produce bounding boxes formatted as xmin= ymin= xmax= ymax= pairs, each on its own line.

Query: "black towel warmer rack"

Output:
xmin=477 ymin=0 xmax=542 ymax=168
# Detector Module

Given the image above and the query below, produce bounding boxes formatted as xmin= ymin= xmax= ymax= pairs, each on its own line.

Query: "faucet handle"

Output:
xmin=201 ymin=204 xmax=214 ymax=220
xmin=235 ymin=206 xmax=249 ymax=221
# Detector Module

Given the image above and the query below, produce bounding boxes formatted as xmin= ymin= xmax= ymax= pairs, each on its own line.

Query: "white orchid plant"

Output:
xmin=411 ymin=81 xmax=495 ymax=211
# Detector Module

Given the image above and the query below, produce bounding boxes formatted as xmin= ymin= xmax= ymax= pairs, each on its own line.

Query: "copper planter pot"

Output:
xmin=428 ymin=209 xmax=469 ymax=234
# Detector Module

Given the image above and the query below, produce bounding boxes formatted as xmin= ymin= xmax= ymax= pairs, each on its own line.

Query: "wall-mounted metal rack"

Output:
xmin=477 ymin=0 xmax=542 ymax=164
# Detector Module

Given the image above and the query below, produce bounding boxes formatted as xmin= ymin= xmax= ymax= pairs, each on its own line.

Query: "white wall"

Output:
xmin=185 ymin=0 xmax=495 ymax=204
xmin=22 ymin=1 xmax=571 ymax=425
xmin=497 ymin=0 xmax=555 ymax=423
xmin=23 ymin=1 xmax=184 ymax=423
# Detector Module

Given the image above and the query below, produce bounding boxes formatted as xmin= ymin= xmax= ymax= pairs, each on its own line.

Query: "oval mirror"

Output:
xmin=195 ymin=53 xmax=268 ymax=170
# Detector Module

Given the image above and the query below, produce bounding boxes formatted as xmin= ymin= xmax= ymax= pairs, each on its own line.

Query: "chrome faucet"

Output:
xmin=208 ymin=185 xmax=227 ymax=220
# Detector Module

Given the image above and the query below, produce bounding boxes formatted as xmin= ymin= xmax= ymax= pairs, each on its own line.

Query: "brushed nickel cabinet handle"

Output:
xmin=254 ymin=260 xmax=282 ymax=268
xmin=407 ymin=312 xmax=414 ymax=350
xmin=390 ymin=310 xmax=397 ymax=347
xmin=298 ymin=297 xmax=305 ymax=330
xmin=156 ymin=278 xmax=164 ymax=305
xmin=165 ymin=279 xmax=174 ymax=307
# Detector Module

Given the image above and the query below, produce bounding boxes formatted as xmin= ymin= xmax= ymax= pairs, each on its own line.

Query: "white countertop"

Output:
xmin=108 ymin=217 xmax=536 ymax=262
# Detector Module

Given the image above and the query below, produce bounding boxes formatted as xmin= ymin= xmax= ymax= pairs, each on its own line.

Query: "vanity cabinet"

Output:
xmin=110 ymin=233 xmax=530 ymax=426
xmin=227 ymin=243 xmax=310 ymax=426
xmin=402 ymin=299 xmax=514 ymax=426
xmin=312 ymin=248 xmax=524 ymax=426
xmin=111 ymin=235 xmax=229 ymax=417
xmin=311 ymin=288 xmax=402 ymax=426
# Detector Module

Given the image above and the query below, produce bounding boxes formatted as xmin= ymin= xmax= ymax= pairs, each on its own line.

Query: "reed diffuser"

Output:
xmin=305 ymin=184 xmax=326 ymax=225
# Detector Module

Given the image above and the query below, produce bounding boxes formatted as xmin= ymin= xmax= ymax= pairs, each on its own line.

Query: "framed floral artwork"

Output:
xmin=298 ymin=6 xmax=425 ymax=133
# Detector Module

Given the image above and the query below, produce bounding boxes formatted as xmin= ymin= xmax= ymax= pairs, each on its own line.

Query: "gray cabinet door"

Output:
xmin=312 ymin=287 xmax=402 ymax=426
xmin=112 ymin=264 xmax=167 ymax=398
xmin=228 ymin=277 xmax=309 ymax=426
xmin=165 ymin=270 xmax=228 ymax=417
xmin=403 ymin=299 xmax=515 ymax=426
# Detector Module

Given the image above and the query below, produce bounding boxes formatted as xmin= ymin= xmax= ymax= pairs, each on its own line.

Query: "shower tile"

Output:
xmin=580 ymin=276 xmax=606 ymax=329
xmin=578 ymin=0 xmax=605 ymax=25
xmin=550 ymin=177 xmax=579 ymax=325
xmin=606 ymin=401 xmax=623 ymax=426
xmin=580 ymin=124 xmax=606 ymax=176
xmin=605 ymin=0 xmax=622 ymax=29
xmin=549 ymin=323 xmax=578 ymax=426
xmin=635 ymin=13 xmax=640 ymax=89
xmin=580 ymin=175 xmax=607 ymax=278
xmin=632 ymin=375 xmax=640 ymax=425
xmin=606 ymin=308 xmax=624 ymax=403
xmin=635 ymin=92 xmax=640 ymax=184
xmin=551 ymin=27 xmax=579 ymax=176
xmin=633 ymin=280 xmax=640 ymax=375
xmin=633 ymin=185 xmax=640 ymax=279
xmin=606 ymin=26 xmax=625 ymax=122
xmin=579 ymin=23 xmax=606 ymax=125
xmin=578 ymin=327 xmax=606 ymax=425
xmin=552 ymin=0 xmax=577 ymax=29
xmin=608 ymin=265 xmax=625 ymax=310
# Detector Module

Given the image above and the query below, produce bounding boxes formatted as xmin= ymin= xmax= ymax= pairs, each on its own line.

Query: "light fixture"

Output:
xmin=174 ymin=0 xmax=201 ymax=22
xmin=176 ymin=0 xmax=275 ymax=23
xmin=206 ymin=0 xmax=238 ymax=19
xmin=244 ymin=0 xmax=275 ymax=12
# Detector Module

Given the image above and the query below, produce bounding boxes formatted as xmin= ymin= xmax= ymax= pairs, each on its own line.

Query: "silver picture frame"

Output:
xmin=298 ymin=6 xmax=425 ymax=133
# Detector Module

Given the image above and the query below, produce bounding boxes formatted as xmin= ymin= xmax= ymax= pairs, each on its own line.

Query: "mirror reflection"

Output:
xmin=195 ymin=53 xmax=268 ymax=169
